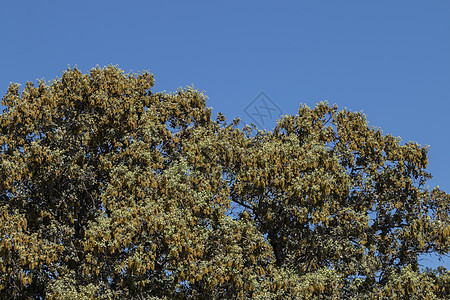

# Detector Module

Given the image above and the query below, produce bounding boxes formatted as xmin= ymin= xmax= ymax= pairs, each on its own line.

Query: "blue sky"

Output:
xmin=1 ymin=1 xmax=449 ymax=269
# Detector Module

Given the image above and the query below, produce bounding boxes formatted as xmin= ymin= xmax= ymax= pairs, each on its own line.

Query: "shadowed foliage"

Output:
xmin=0 ymin=66 xmax=449 ymax=299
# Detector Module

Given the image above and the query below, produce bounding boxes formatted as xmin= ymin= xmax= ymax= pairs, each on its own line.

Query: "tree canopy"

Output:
xmin=0 ymin=66 xmax=449 ymax=299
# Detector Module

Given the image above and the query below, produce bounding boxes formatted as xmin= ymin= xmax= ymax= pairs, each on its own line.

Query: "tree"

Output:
xmin=0 ymin=65 xmax=448 ymax=299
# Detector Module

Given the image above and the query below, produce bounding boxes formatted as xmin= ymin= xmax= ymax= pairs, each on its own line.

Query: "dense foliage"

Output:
xmin=0 ymin=66 xmax=449 ymax=299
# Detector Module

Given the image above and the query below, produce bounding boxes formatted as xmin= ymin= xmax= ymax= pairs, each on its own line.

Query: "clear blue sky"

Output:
xmin=1 ymin=1 xmax=449 ymax=269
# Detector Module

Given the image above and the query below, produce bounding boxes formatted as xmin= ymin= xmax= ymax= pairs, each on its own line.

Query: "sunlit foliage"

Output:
xmin=0 ymin=66 xmax=448 ymax=299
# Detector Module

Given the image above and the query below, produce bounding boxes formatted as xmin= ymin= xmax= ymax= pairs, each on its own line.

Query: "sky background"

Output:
xmin=1 ymin=1 xmax=449 ymax=269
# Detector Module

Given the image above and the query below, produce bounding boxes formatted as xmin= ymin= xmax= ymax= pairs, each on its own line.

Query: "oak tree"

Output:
xmin=0 ymin=66 xmax=449 ymax=299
